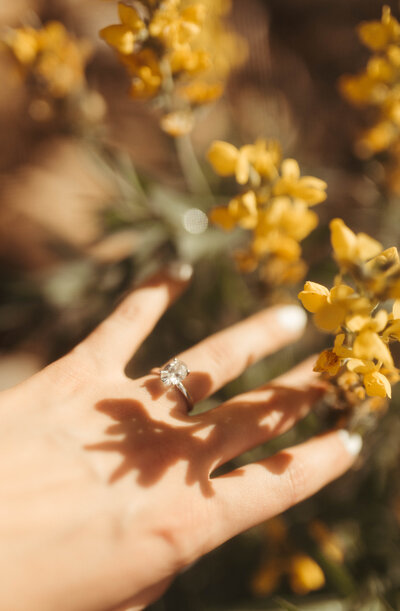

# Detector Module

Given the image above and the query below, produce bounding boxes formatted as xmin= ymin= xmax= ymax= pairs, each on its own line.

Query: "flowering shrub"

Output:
xmin=1 ymin=21 xmax=106 ymax=126
xmin=340 ymin=5 xmax=400 ymax=158
xmin=3 ymin=21 xmax=92 ymax=98
xmin=100 ymin=0 xmax=246 ymax=136
xmin=299 ymin=219 xmax=400 ymax=405
xmin=251 ymin=517 xmax=344 ymax=597
xmin=208 ymin=139 xmax=327 ymax=284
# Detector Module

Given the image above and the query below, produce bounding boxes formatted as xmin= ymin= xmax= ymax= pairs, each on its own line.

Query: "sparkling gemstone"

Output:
xmin=160 ymin=358 xmax=189 ymax=386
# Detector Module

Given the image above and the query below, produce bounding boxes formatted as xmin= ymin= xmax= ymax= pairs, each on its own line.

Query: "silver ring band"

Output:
xmin=174 ymin=381 xmax=193 ymax=410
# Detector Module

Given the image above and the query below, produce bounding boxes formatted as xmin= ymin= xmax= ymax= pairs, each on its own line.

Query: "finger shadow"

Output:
xmin=84 ymin=384 xmax=317 ymax=498
xmin=85 ymin=397 xmax=218 ymax=496
xmin=218 ymin=451 xmax=293 ymax=480
xmin=208 ymin=384 xmax=322 ymax=479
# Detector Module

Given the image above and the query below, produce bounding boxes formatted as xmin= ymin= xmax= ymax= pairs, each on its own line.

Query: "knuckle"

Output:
xmin=153 ymin=501 xmax=212 ymax=569
xmin=114 ymin=294 xmax=142 ymax=325
xmin=47 ymin=350 xmax=96 ymax=391
xmin=154 ymin=514 xmax=194 ymax=568
xmin=285 ymin=458 xmax=308 ymax=506
xmin=205 ymin=336 xmax=235 ymax=375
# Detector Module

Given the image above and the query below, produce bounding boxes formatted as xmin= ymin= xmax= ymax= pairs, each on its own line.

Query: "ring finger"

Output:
xmin=202 ymin=356 xmax=326 ymax=473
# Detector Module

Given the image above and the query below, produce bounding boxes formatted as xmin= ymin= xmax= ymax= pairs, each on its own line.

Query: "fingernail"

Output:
xmin=276 ymin=305 xmax=307 ymax=333
xmin=167 ymin=261 xmax=194 ymax=282
xmin=337 ymin=429 xmax=363 ymax=456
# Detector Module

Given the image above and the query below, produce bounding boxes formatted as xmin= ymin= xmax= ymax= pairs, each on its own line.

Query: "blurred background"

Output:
xmin=2 ymin=0 xmax=400 ymax=609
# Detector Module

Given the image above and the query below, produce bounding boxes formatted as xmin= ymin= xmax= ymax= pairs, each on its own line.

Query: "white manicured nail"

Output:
xmin=276 ymin=305 xmax=307 ymax=333
xmin=337 ymin=430 xmax=363 ymax=456
xmin=167 ymin=261 xmax=193 ymax=282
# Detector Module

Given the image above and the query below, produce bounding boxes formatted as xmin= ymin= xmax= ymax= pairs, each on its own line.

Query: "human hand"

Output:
xmin=0 ymin=269 xmax=362 ymax=611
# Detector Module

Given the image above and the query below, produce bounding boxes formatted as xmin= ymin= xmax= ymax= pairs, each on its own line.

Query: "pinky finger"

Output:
xmin=210 ymin=429 xmax=362 ymax=549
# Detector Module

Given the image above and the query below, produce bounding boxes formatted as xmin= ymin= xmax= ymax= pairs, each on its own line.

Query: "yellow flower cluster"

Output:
xmin=299 ymin=218 xmax=400 ymax=402
xmin=340 ymin=6 xmax=400 ymax=157
xmin=2 ymin=21 xmax=92 ymax=98
xmin=100 ymin=0 xmax=246 ymax=136
xmin=251 ymin=517 xmax=343 ymax=597
xmin=208 ymin=139 xmax=327 ymax=284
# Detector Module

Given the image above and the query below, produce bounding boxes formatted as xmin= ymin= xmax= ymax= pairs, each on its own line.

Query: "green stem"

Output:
xmin=174 ymin=132 xmax=214 ymax=198
xmin=159 ymin=56 xmax=213 ymax=198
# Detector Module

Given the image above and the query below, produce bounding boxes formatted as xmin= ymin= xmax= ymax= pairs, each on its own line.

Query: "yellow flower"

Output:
xmin=259 ymin=198 xmax=318 ymax=242
xmin=366 ymin=246 xmax=400 ymax=273
xmin=363 ymin=246 xmax=400 ymax=298
xmin=347 ymin=359 xmax=392 ymax=398
xmin=314 ymin=332 xmax=354 ymax=376
xmin=337 ymin=371 xmax=366 ymax=400
xmin=160 ymin=110 xmax=194 ymax=136
xmin=298 ymin=281 xmax=330 ymax=312
xmin=178 ymin=80 xmax=223 ymax=103
xmin=333 ymin=333 xmax=353 ymax=358
xmin=347 ymin=310 xmax=394 ymax=368
xmin=240 ymin=139 xmax=282 ymax=181
xmin=340 ymin=72 xmax=388 ymax=107
xmin=261 ymin=257 xmax=308 ymax=285
xmin=330 ymin=218 xmax=383 ymax=264
xmin=36 ymin=23 xmax=92 ymax=98
xmin=301 ymin=219 xmax=400 ymax=405
xmin=4 ymin=22 xmax=92 ymax=98
xmin=209 ymin=207 xmax=236 ymax=231
xmin=210 ymin=190 xmax=258 ymax=230
xmin=122 ymin=49 xmax=163 ymax=98
xmin=207 ymin=141 xmax=250 ymax=184
xmin=252 ymin=231 xmax=301 ymax=261
xmin=3 ymin=27 xmax=39 ymax=64
xmin=229 ymin=191 xmax=258 ymax=229
xmin=272 ymin=159 xmax=327 ymax=206
xmin=298 ymin=281 xmax=359 ymax=331
xmin=358 ymin=6 xmax=400 ymax=52
xmin=314 ymin=350 xmax=342 ymax=376
xmin=353 ymin=332 xmax=393 ymax=368
xmin=150 ymin=2 xmax=206 ymax=49
xmin=383 ymin=300 xmax=400 ymax=340
xmin=169 ymin=45 xmax=210 ymax=74
xmin=346 ymin=308 xmax=388 ymax=333
xmin=359 ymin=120 xmax=399 ymax=154
xmin=309 ymin=521 xmax=344 ymax=564
xmin=340 ymin=6 xmax=400 ymax=162
xmin=207 ymin=139 xmax=282 ymax=185
xmin=100 ymin=3 xmax=145 ymax=55
xmin=289 ymin=554 xmax=325 ymax=595
xmin=99 ymin=0 xmax=247 ymax=135
xmin=367 ymin=55 xmax=395 ymax=82
xmin=208 ymin=139 xmax=325 ymax=282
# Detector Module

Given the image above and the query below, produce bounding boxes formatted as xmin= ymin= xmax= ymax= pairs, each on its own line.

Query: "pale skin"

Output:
xmin=0 ymin=272 xmax=358 ymax=611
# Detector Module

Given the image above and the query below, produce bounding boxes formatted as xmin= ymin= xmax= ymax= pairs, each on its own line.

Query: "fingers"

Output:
xmin=209 ymin=429 xmax=361 ymax=551
xmin=204 ymin=357 xmax=326 ymax=472
xmin=175 ymin=304 xmax=307 ymax=404
xmin=108 ymin=577 xmax=172 ymax=611
xmin=75 ymin=266 xmax=192 ymax=371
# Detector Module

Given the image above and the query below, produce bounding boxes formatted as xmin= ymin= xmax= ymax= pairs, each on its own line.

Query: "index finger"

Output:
xmin=75 ymin=265 xmax=192 ymax=371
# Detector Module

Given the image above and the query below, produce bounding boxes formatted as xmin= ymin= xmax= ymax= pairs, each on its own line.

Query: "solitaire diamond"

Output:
xmin=160 ymin=358 xmax=189 ymax=386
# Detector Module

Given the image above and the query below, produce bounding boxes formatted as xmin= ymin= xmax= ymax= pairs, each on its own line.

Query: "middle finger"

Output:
xmin=175 ymin=304 xmax=307 ymax=405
